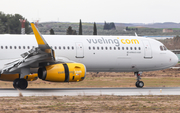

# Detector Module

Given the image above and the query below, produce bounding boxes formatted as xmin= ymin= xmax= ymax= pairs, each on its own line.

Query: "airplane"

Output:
xmin=0 ymin=23 xmax=178 ymax=89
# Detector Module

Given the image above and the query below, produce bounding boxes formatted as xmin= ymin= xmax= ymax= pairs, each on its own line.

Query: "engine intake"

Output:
xmin=38 ymin=63 xmax=86 ymax=82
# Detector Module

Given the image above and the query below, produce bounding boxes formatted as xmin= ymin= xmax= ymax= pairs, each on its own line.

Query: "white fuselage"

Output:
xmin=0 ymin=35 xmax=178 ymax=72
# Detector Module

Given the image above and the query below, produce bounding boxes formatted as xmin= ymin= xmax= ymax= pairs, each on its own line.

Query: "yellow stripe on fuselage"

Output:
xmin=31 ymin=23 xmax=45 ymax=45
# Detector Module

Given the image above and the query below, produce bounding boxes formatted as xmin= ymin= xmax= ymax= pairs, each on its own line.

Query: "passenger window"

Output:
xmin=118 ymin=47 xmax=120 ymax=50
xmin=23 ymin=46 xmax=25 ymax=49
xmin=101 ymin=47 xmax=103 ymax=50
xmin=10 ymin=46 xmax=12 ymax=49
xmin=105 ymin=47 xmax=108 ymax=50
xmin=1 ymin=46 xmax=3 ymax=49
xmin=122 ymin=47 xmax=124 ymax=50
xmin=114 ymin=47 xmax=116 ymax=50
xmin=63 ymin=46 xmax=65 ymax=49
xmin=59 ymin=46 xmax=61 ymax=49
xmin=5 ymin=46 xmax=8 ymax=49
xmin=54 ymin=46 xmax=57 ymax=49
xmin=93 ymin=47 xmax=95 ymax=50
xmin=72 ymin=46 xmax=74 ymax=50
xmin=126 ymin=47 xmax=128 ymax=50
xmin=89 ymin=47 xmax=91 ymax=50
xmin=130 ymin=47 xmax=132 ymax=50
xmin=27 ymin=46 xmax=30 ymax=49
xmin=67 ymin=46 xmax=70 ymax=50
xmin=97 ymin=47 xmax=99 ymax=50
xmin=109 ymin=47 xmax=112 ymax=50
xmin=134 ymin=47 xmax=137 ymax=50
xmin=19 ymin=46 xmax=21 ymax=49
xmin=139 ymin=47 xmax=141 ymax=50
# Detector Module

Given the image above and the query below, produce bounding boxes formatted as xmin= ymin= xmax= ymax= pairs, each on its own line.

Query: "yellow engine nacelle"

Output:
xmin=0 ymin=73 xmax=38 ymax=81
xmin=38 ymin=63 xmax=86 ymax=82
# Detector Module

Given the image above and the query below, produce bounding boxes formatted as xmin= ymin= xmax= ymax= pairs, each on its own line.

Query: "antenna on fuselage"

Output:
xmin=135 ymin=32 xmax=138 ymax=37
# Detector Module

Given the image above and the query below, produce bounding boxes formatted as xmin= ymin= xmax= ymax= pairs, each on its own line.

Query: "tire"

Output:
xmin=138 ymin=81 xmax=144 ymax=88
xmin=16 ymin=79 xmax=28 ymax=90
xmin=135 ymin=81 xmax=139 ymax=87
xmin=13 ymin=78 xmax=20 ymax=89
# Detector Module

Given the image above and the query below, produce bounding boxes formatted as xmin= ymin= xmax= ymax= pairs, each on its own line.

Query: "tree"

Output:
xmin=109 ymin=22 xmax=116 ymax=30
xmin=93 ymin=22 xmax=97 ymax=35
xmin=66 ymin=26 xmax=77 ymax=35
xmin=103 ymin=21 xmax=109 ymax=30
xmin=126 ymin=27 xmax=129 ymax=31
xmin=79 ymin=19 xmax=82 ymax=35
xmin=0 ymin=12 xmax=31 ymax=34
xmin=103 ymin=22 xmax=116 ymax=30
xmin=50 ymin=28 xmax=55 ymax=35
xmin=0 ymin=20 xmax=5 ymax=33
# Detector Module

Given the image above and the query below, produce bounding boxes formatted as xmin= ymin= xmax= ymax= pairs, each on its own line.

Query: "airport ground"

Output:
xmin=0 ymin=95 xmax=180 ymax=112
xmin=0 ymin=65 xmax=180 ymax=112
xmin=1 ymin=67 xmax=180 ymax=88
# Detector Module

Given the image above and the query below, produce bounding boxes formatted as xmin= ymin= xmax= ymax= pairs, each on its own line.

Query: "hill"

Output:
xmin=37 ymin=22 xmax=180 ymax=36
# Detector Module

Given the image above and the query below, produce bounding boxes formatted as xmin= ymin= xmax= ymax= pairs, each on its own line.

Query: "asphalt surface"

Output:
xmin=0 ymin=87 xmax=180 ymax=96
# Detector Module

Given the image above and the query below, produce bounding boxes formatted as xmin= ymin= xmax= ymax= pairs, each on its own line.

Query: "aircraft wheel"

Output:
xmin=13 ymin=78 xmax=20 ymax=89
xmin=135 ymin=81 xmax=139 ymax=87
xmin=18 ymin=79 xmax=28 ymax=90
xmin=13 ymin=78 xmax=28 ymax=90
xmin=136 ymin=81 xmax=144 ymax=88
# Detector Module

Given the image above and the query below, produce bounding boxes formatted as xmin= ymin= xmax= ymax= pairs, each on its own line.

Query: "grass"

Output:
xmin=0 ymin=68 xmax=180 ymax=88
xmin=0 ymin=95 xmax=180 ymax=112
xmin=1 ymin=77 xmax=180 ymax=88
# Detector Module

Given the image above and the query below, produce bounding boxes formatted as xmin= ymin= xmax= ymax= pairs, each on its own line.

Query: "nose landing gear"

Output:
xmin=134 ymin=72 xmax=144 ymax=88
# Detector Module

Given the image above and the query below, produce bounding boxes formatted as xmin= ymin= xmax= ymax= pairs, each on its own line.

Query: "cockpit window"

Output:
xmin=160 ymin=46 xmax=163 ymax=51
xmin=163 ymin=46 xmax=167 ymax=50
xmin=160 ymin=45 xmax=167 ymax=51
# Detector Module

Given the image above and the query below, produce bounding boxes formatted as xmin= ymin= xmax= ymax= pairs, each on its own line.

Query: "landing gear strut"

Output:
xmin=13 ymin=78 xmax=28 ymax=90
xmin=134 ymin=72 xmax=144 ymax=88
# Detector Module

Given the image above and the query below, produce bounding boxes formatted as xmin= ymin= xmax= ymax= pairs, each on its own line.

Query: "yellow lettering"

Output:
xmin=125 ymin=39 xmax=131 ymax=44
xmin=121 ymin=39 xmax=126 ymax=44
xmin=121 ymin=39 xmax=139 ymax=44
xmin=131 ymin=39 xmax=139 ymax=44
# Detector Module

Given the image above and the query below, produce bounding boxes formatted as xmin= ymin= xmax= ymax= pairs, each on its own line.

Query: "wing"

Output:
xmin=1 ymin=23 xmax=74 ymax=74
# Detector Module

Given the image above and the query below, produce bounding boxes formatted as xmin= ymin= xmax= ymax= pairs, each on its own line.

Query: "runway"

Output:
xmin=0 ymin=87 xmax=180 ymax=97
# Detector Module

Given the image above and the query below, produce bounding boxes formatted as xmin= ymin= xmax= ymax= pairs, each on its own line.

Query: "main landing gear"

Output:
xmin=13 ymin=78 xmax=28 ymax=90
xmin=13 ymin=68 xmax=30 ymax=90
xmin=134 ymin=72 xmax=144 ymax=88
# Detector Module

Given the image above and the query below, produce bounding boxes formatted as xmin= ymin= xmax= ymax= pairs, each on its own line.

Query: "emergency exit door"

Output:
xmin=76 ymin=43 xmax=84 ymax=58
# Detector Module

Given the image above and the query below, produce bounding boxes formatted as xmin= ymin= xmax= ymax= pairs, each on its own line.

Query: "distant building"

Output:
xmin=163 ymin=29 xmax=173 ymax=33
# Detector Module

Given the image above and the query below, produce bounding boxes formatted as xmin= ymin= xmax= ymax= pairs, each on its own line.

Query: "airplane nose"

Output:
xmin=171 ymin=52 xmax=179 ymax=66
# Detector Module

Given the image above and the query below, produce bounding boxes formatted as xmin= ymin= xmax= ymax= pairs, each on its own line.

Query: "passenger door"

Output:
xmin=75 ymin=42 xmax=84 ymax=58
xmin=143 ymin=40 xmax=152 ymax=58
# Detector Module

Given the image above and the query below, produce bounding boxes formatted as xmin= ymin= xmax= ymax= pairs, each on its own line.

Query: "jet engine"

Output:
xmin=38 ymin=63 xmax=86 ymax=82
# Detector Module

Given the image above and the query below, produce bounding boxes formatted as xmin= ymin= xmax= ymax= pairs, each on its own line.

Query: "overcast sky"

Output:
xmin=0 ymin=0 xmax=180 ymax=23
